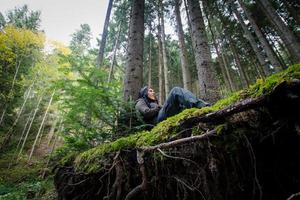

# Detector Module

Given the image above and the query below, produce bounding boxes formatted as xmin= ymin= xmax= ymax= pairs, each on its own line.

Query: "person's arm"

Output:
xmin=135 ymin=99 xmax=160 ymax=120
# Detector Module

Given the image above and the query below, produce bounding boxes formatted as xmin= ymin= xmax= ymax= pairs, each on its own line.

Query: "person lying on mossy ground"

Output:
xmin=135 ymin=86 xmax=210 ymax=125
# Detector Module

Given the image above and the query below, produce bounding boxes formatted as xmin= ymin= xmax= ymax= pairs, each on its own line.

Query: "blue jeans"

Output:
xmin=157 ymin=87 xmax=209 ymax=122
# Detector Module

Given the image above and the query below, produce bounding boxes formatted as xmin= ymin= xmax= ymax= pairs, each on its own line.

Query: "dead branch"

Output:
xmin=142 ymin=129 xmax=217 ymax=153
xmin=287 ymin=191 xmax=300 ymax=200
xmin=181 ymin=96 xmax=266 ymax=128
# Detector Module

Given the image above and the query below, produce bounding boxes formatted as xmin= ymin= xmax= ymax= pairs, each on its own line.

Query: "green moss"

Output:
xmin=246 ymin=63 xmax=300 ymax=97
xmin=74 ymin=63 xmax=300 ymax=173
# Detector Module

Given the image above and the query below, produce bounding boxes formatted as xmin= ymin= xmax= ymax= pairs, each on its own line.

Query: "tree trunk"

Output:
xmin=186 ymin=0 xmax=220 ymax=103
xmin=157 ymin=5 xmax=165 ymax=104
xmin=158 ymin=0 xmax=170 ymax=99
xmin=238 ymin=0 xmax=282 ymax=72
xmin=0 ymin=60 xmax=21 ymax=125
xmin=108 ymin=21 xmax=122 ymax=83
xmin=0 ymin=82 xmax=35 ymax=150
xmin=97 ymin=0 xmax=114 ymax=67
xmin=257 ymin=0 xmax=300 ymax=63
xmin=282 ymin=1 xmax=300 ymax=25
xmin=8 ymin=110 xmax=34 ymax=168
xmin=232 ymin=6 xmax=271 ymax=76
xmin=28 ymin=90 xmax=55 ymax=162
xmin=202 ymin=0 xmax=232 ymax=92
xmin=123 ymin=0 xmax=145 ymax=101
xmin=174 ymin=0 xmax=192 ymax=91
xmin=183 ymin=0 xmax=196 ymax=57
xmin=220 ymin=48 xmax=236 ymax=91
xmin=0 ymin=105 xmax=7 ymax=125
xmin=148 ymin=27 xmax=152 ymax=87
xmin=17 ymin=95 xmax=43 ymax=159
xmin=229 ymin=41 xmax=250 ymax=88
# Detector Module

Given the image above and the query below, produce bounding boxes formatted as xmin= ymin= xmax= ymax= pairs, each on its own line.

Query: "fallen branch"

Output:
xmin=181 ymin=96 xmax=266 ymax=128
xmin=142 ymin=129 xmax=217 ymax=153
xmin=287 ymin=191 xmax=300 ymax=200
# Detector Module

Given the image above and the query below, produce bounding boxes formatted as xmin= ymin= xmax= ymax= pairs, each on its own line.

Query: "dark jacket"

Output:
xmin=135 ymin=86 xmax=161 ymax=124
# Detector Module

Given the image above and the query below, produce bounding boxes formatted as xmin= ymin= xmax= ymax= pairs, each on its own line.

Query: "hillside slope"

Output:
xmin=54 ymin=64 xmax=300 ymax=200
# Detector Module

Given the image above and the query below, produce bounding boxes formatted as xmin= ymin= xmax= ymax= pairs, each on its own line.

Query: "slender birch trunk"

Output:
xmin=28 ymin=90 xmax=55 ymax=162
xmin=0 ymin=105 xmax=7 ymax=125
xmin=17 ymin=95 xmax=43 ymax=159
xmin=0 ymin=82 xmax=35 ymax=150
xmin=257 ymin=0 xmax=300 ymax=63
xmin=97 ymin=0 xmax=114 ymax=67
xmin=0 ymin=60 xmax=21 ymax=125
xmin=238 ymin=0 xmax=282 ymax=72
xmin=174 ymin=0 xmax=192 ymax=91
xmin=8 ymin=110 xmax=34 ymax=168
xmin=158 ymin=0 xmax=170 ymax=98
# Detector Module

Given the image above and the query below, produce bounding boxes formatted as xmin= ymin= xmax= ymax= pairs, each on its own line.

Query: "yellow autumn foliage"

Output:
xmin=0 ymin=25 xmax=45 ymax=63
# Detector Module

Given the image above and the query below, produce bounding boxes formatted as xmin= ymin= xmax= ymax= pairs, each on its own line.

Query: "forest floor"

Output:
xmin=0 ymin=135 xmax=58 ymax=200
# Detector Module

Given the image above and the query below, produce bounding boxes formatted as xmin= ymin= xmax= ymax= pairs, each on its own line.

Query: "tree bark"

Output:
xmin=174 ymin=0 xmax=192 ymax=91
xmin=238 ymin=0 xmax=282 ymax=72
xmin=186 ymin=0 xmax=220 ymax=103
xmin=158 ymin=0 xmax=170 ymax=99
xmin=202 ymin=0 xmax=232 ymax=92
xmin=232 ymin=5 xmax=271 ymax=76
xmin=123 ymin=0 xmax=145 ymax=101
xmin=282 ymin=1 xmax=300 ymax=25
xmin=97 ymin=0 xmax=114 ymax=67
xmin=257 ymin=0 xmax=300 ymax=63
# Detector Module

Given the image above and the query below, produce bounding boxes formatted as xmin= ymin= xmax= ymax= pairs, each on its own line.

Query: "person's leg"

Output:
xmin=157 ymin=87 xmax=209 ymax=122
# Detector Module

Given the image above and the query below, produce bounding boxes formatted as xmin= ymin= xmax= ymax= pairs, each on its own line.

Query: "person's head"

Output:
xmin=138 ymin=86 xmax=156 ymax=101
xmin=147 ymin=87 xmax=156 ymax=100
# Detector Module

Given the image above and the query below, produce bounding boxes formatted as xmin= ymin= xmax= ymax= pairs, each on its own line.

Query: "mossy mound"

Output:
xmin=54 ymin=63 xmax=300 ymax=200
xmin=73 ymin=63 xmax=300 ymax=173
